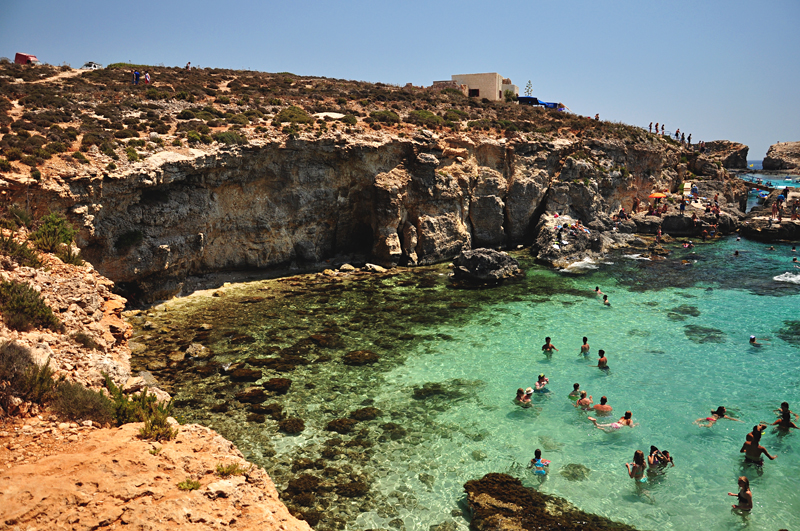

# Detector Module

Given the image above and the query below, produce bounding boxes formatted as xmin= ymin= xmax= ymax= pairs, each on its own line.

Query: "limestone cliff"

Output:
xmin=763 ymin=141 xmax=800 ymax=171
xmin=2 ymin=129 xmax=749 ymax=302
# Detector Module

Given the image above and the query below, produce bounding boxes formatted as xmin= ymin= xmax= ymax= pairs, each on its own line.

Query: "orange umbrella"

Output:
xmin=648 ymin=193 xmax=666 ymax=198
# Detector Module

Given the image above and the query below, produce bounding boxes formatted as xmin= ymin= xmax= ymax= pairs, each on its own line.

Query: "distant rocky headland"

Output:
xmin=763 ymin=141 xmax=800 ymax=172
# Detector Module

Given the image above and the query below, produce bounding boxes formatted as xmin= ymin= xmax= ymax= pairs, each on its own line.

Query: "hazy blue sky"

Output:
xmin=2 ymin=0 xmax=798 ymax=158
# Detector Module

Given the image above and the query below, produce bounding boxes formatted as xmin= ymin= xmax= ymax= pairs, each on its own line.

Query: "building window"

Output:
xmin=468 ymin=89 xmax=479 ymax=98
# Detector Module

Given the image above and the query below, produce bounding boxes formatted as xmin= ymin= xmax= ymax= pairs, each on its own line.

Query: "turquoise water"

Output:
xmin=366 ymin=239 xmax=800 ymax=530
xmin=131 ymin=236 xmax=800 ymax=531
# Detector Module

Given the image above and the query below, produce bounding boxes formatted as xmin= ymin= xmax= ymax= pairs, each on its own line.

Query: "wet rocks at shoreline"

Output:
xmin=450 ymin=248 xmax=523 ymax=285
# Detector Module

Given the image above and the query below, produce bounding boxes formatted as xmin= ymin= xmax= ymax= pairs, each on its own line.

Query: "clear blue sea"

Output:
xmin=133 ymin=236 xmax=800 ymax=531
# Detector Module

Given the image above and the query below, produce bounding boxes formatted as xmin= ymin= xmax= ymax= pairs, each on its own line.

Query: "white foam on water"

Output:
xmin=623 ymin=253 xmax=651 ymax=261
xmin=774 ymin=272 xmax=800 ymax=284
xmin=560 ymin=257 xmax=599 ymax=272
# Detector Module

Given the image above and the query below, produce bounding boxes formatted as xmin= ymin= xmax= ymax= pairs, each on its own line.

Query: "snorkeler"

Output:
xmin=588 ymin=411 xmax=637 ymax=432
xmin=580 ymin=336 xmax=590 ymax=355
xmin=541 ymin=337 xmax=558 ymax=354
xmin=694 ymin=406 xmax=742 ymax=427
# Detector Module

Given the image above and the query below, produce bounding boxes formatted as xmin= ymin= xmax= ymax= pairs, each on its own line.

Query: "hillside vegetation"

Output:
xmin=0 ymin=61 xmax=677 ymax=180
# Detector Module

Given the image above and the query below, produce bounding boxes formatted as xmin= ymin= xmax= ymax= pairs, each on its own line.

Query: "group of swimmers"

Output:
xmin=515 ymin=322 xmax=798 ymax=513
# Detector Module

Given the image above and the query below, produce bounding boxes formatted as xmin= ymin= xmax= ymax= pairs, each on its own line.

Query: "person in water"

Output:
xmin=568 ymin=383 xmax=581 ymax=400
xmin=534 ymin=374 xmax=549 ymax=392
xmin=593 ymin=396 xmax=613 ymax=415
xmin=728 ymin=476 xmax=753 ymax=512
xmin=580 ymin=336 xmax=590 ymax=355
xmin=574 ymin=391 xmax=593 ymax=410
xmin=588 ymin=411 xmax=637 ymax=432
xmin=515 ymin=388 xmax=525 ymax=403
xmin=740 ymin=429 xmax=777 ymax=466
xmin=625 ymin=450 xmax=647 ymax=483
xmin=647 ymin=446 xmax=666 ymax=470
xmin=594 ymin=286 xmax=604 ymax=296
xmin=771 ymin=410 xmax=799 ymax=430
xmin=595 ymin=350 xmax=609 ymax=370
xmin=602 ymin=294 xmax=610 ymax=306
xmin=659 ymin=450 xmax=675 ymax=468
xmin=527 ymin=448 xmax=550 ymax=476
xmin=520 ymin=387 xmax=533 ymax=403
xmin=541 ymin=337 xmax=558 ymax=354
xmin=774 ymin=401 xmax=799 ymax=420
xmin=694 ymin=406 xmax=742 ymax=427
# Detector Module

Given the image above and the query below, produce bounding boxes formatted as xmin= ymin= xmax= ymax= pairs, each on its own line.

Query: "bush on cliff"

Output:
xmin=0 ymin=233 xmax=42 ymax=268
xmin=212 ymin=130 xmax=248 ymax=145
xmin=104 ymin=374 xmax=178 ymax=441
xmin=30 ymin=212 xmax=75 ymax=253
xmin=52 ymin=381 xmax=115 ymax=424
xmin=275 ymin=105 xmax=313 ymax=124
xmin=369 ymin=110 xmax=400 ymax=124
xmin=0 ymin=342 xmax=59 ymax=409
xmin=0 ymin=280 xmax=61 ymax=332
xmin=406 ymin=110 xmax=444 ymax=128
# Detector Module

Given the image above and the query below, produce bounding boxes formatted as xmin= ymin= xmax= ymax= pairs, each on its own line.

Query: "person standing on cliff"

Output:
xmin=632 ymin=197 xmax=640 ymax=213
xmin=688 ymin=134 xmax=692 ymax=145
xmin=681 ymin=132 xmax=685 ymax=144
xmin=675 ymin=129 xmax=680 ymax=140
xmin=649 ymin=122 xmax=653 ymax=133
xmin=679 ymin=198 xmax=686 ymax=216
xmin=661 ymin=124 xmax=665 ymax=135
xmin=655 ymin=123 xmax=659 ymax=135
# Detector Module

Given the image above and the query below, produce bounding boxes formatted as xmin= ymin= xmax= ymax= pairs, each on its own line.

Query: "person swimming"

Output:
xmin=694 ymin=406 xmax=742 ymax=427
xmin=580 ymin=336 xmax=590 ymax=355
xmin=602 ymin=294 xmax=610 ymax=306
xmin=568 ymin=383 xmax=581 ymax=400
xmin=771 ymin=410 xmax=799 ymax=430
xmin=594 ymin=286 xmax=604 ymax=296
xmin=588 ymin=411 xmax=637 ymax=432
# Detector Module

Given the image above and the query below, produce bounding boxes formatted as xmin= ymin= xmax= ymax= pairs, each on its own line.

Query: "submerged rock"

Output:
xmin=450 ymin=248 xmax=522 ymax=285
xmin=684 ymin=324 xmax=726 ymax=344
xmin=559 ymin=463 xmax=591 ymax=481
xmin=263 ymin=378 xmax=292 ymax=394
xmin=343 ymin=350 xmax=379 ymax=365
xmin=279 ymin=418 xmax=305 ymax=434
xmin=326 ymin=418 xmax=358 ymax=434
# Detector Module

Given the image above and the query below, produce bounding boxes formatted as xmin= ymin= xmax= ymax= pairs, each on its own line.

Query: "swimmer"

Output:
xmin=595 ymin=350 xmax=609 ymax=370
xmin=773 ymin=402 xmax=799 ymax=420
xmin=733 ymin=250 xmax=739 ymax=256
xmin=594 ymin=286 xmax=604 ymax=296
xmin=527 ymin=448 xmax=550 ymax=476
xmin=771 ymin=410 xmax=799 ymax=430
xmin=515 ymin=388 xmax=525 ymax=403
xmin=574 ymin=390 xmax=593 ymax=410
xmin=740 ymin=429 xmax=776 ymax=466
xmin=659 ymin=450 xmax=675 ymax=468
xmin=602 ymin=294 xmax=610 ymax=306
xmin=749 ymin=335 xmax=770 ymax=346
xmin=568 ymin=383 xmax=581 ymax=400
xmin=647 ymin=446 xmax=665 ymax=469
xmin=592 ymin=396 xmax=613 ymax=415
xmin=728 ymin=476 xmax=753 ymax=512
xmin=521 ymin=387 xmax=533 ymax=403
xmin=694 ymin=406 xmax=742 ymax=427
xmin=588 ymin=411 xmax=637 ymax=432
xmin=580 ymin=336 xmax=590 ymax=355
xmin=534 ymin=374 xmax=549 ymax=392
xmin=625 ymin=450 xmax=647 ymax=482
xmin=541 ymin=337 xmax=558 ymax=354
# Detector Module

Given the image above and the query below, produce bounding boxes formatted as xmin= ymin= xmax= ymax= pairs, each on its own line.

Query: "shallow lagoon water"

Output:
xmin=131 ymin=236 xmax=800 ymax=530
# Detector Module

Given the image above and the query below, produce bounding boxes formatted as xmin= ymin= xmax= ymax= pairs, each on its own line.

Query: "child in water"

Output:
xmin=527 ymin=448 xmax=549 ymax=476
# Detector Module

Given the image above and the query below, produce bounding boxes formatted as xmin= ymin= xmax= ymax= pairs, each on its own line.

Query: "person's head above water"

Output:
xmin=534 ymin=448 xmax=542 ymax=459
xmin=598 ymin=349 xmax=605 ymax=357
xmin=712 ymin=406 xmax=727 ymax=417
xmin=781 ymin=402 xmax=790 ymax=410
xmin=582 ymin=336 xmax=588 ymax=344
xmin=624 ymin=411 xmax=632 ymax=419
xmin=600 ymin=396 xmax=608 ymax=405
xmin=580 ymin=391 xmax=587 ymax=399
xmin=538 ymin=373 xmax=546 ymax=381
xmin=573 ymin=383 xmax=580 ymax=390
xmin=750 ymin=335 xmax=756 ymax=343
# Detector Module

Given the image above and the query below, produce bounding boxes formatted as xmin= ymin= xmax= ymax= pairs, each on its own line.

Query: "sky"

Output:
xmin=2 ymin=0 xmax=798 ymax=158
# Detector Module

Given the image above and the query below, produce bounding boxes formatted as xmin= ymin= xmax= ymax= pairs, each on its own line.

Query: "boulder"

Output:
xmin=450 ymin=248 xmax=522 ymax=284
xmin=763 ymin=141 xmax=800 ymax=171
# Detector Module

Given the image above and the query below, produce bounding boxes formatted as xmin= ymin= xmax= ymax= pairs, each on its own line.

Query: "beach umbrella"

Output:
xmin=648 ymin=193 xmax=667 ymax=198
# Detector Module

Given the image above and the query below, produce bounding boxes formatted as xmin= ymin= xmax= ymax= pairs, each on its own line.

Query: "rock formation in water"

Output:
xmin=763 ymin=141 xmax=800 ymax=171
xmin=451 ymin=247 xmax=522 ymax=284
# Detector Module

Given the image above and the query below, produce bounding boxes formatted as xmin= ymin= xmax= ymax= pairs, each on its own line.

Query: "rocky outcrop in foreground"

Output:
xmin=0 ymin=420 xmax=311 ymax=531
xmin=451 ymin=248 xmax=522 ymax=284
xmin=464 ymin=473 xmax=636 ymax=531
xmin=763 ymin=141 xmax=800 ymax=171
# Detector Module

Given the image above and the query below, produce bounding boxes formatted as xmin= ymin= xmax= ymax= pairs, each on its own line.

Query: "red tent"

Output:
xmin=14 ymin=53 xmax=41 ymax=65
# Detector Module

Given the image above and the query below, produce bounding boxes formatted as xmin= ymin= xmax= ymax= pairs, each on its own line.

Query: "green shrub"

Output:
xmin=126 ymin=147 xmax=139 ymax=162
xmin=46 ymin=141 xmax=67 ymax=154
xmin=0 ymin=342 xmax=36 ymax=405
xmin=0 ymin=159 xmax=11 ymax=172
xmin=370 ymin=110 xmax=400 ymax=124
xmin=114 ymin=129 xmax=138 ymax=139
xmin=71 ymin=152 xmax=89 ymax=164
xmin=340 ymin=114 xmax=357 ymax=126
xmin=177 ymin=109 xmax=195 ymax=120
xmin=186 ymin=131 xmax=202 ymax=143
xmin=406 ymin=110 xmax=444 ymax=127
xmin=56 ymin=245 xmax=84 ymax=266
xmin=0 ymin=280 xmax=61 ymax=331
xmin=115 ymin=229 xmax=143 ymax=250
xmin=31 ymin=212 xmax=75 ymax=253
xmin=30 ymin=169 xmax=41 ymax=180
xmin=443 ymin=109 xmax=468 ymax=122
xmin=9 ymin=206 xmax=32 ymax=228
xmin=171 ymin=138 xmax=182 ymax=147
xmin=140 ymin=402 xmax=178 ymax=441
xmin=52 ymin=381 xmax=114 ymax=424
xmin=145 ymin=88 xmax=169 ymax=100
xmin=102 ymin=375 xmax=176 ymax=440
xmin=177 ymin=479 xmax=201 ymax=491
xmin=0 ymin=233 xmax=41 ymax=268
xmin=106 ymin=162 xmax=117 ymax=171
xmin=275 ymin=105 xmax=313 ymax=124
xmin=215 ymin=96 xmax=231 ymax=104
xmin=216 ymin=462 xmax=248 ymax=478
xmin=268 ymin=98 xmax=282 ymax=106
xmin=212 ymin=131 xmax=248 ymax=145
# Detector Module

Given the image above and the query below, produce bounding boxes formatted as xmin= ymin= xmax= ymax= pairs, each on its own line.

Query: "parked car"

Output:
xmin=81 ymin=62 xmax=102 ymax=70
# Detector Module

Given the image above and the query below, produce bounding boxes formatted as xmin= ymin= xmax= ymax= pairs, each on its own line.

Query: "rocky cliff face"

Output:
xmin=703 ymin=140 xmax=749 ymax=169
xmin=3 ymin=130 xmax=748 ymax=302
xmin=763 ymin=141 xmax=800 ymax=171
